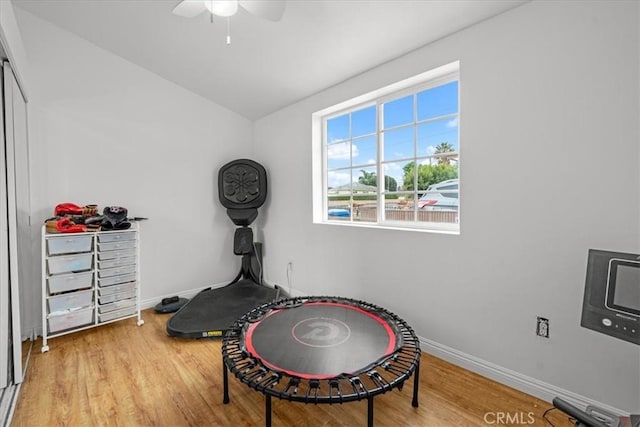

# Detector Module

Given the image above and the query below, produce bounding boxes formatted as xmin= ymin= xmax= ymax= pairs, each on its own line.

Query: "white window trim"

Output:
xmin=312 ymin=61 xmax=460 ymax=233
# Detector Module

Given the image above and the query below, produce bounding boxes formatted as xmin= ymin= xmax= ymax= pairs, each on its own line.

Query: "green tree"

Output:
xmin=358 ymin=170 xmax=376 ymax=186
xmin=384 ymin=175 xmax=398 ymax=192
xmin=402 ymin=162 xmax=457 ymax=190
xmin=434 ymin=142 xmax=455 ymax=165
xmin=358 ymin=170 xmax=398 ymax=191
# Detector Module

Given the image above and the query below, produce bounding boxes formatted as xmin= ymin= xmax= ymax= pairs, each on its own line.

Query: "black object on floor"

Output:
xmin=154 ymin=297 xmax=188 ymax=314
xmin=166 ymin=159 xmax=280 ymax=338
xmin=167 ymin=280 xmax=278 ymax=337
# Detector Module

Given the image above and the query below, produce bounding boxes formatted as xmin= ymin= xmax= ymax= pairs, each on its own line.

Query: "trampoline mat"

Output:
xmin=242 ymin=302 xmax=402 ymax=379
xmin=167 ymin=279 xmax=279 ymax=337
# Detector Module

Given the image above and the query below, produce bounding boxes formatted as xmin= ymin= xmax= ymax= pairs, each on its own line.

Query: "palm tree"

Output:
xmin=358 ymin=170 xmax=377 ymax=186
xmin=434 ymin=142 xmax=455 ymax=165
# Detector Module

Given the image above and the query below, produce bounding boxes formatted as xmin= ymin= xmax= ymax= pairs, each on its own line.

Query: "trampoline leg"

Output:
xmin=223 ymin=362 xmax=230 ymax=404
xmin=412 ymin=360 xmax=420 ymax=408
xmin=367 ymin=396 xmax=374 ymax=427
xmin=265 ymin=395 xmax=272 ymax=427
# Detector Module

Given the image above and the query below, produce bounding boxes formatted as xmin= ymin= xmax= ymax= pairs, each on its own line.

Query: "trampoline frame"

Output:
xmin=221 ymin=296 xmax=421 ymax=427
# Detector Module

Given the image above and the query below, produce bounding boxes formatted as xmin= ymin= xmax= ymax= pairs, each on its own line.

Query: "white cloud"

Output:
xmin=328 ymin=142 xmax=359 ymax=160
xmin=446 ymin=117 xmax=459 ymax=128
xmin=327 ymin=170 xmax=351 ymax=188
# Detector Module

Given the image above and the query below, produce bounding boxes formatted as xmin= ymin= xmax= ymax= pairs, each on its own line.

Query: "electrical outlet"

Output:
xmin=536 ymin=317 xmax=550 ymax=338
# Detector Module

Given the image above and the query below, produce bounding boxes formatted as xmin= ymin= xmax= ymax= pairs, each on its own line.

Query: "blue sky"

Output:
xmin=326 ymin=81 xmax=459 ymax=189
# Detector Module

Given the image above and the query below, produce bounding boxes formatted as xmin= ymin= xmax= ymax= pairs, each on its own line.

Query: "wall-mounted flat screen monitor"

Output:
xmin=606 ymin=259 xmax=640 ymax=317
xmin=581 ymin=249 xmax=639 ymax=345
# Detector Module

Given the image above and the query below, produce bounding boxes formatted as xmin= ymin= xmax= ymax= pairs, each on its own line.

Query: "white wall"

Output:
xmin=254 ymin=0 xmax=640 ymax=413
xmin=16 ymin=10 xmax=254 ymax=334
xmin=0 ymin=1 xmax=30 ymax=99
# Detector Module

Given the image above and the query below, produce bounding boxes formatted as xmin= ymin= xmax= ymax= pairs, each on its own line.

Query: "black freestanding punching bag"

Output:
xmin=166 ymin=159 xmax=280 ymax=338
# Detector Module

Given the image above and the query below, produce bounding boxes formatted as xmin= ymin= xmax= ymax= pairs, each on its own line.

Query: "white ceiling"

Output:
xmin=13 ymin=0 xmax=527 ymax=120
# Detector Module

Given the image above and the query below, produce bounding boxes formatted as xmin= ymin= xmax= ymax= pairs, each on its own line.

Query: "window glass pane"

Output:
xmin=352 ymin=106 xmax=376 ymax=138
xmin=417 ymin=116 xmax=459 ymax=159
xmin=383 ymin=95 xmax=413 ymax=129
xmin=327 ymin=168 xmax=352 ymax=191
xmin=413 ymin=161 xmax=458 ymax=193
xmin=354 ymin=166 xmax=377 ymax=192
xmin=354 ymin=194 xmax=377 ymax=223
xmin=417 ymin=81 xmax=458 ymax=121
xmin=382 ymin=192 xmax=415 ymax=223
xmin=327 ymin=195 xmax=351 ymax=221
xmin=327 ymin=114 xmax=349 ymax=143
xmin=352 ymin=136 xmax=377 ymax=167
xmin=393 ymin=161 xmax=416 ymax=192
xmin=417 ymin=176 xmax=459 ymax=224
xmin=327 ymin=141 xmax=352 ymax=169
xmin=382 ymin=161 xmax=406 ymax=193
xmin=383 ymin=127 xmax=414 ymax=162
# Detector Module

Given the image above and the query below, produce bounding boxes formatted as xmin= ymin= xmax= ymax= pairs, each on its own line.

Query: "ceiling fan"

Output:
xmin=173 ymin=1 xmax=286 ymax=22
xmin=173 ymin=1 xmax=286 ymax=44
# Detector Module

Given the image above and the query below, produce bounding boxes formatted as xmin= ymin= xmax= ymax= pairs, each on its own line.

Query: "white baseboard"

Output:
xmin=419 ymin=336 xmax=628 ymax=417
xmin=139 ymin=281 xmax=230 ymax=310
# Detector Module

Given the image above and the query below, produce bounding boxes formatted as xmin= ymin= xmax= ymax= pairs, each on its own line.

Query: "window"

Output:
xmin=312 ymin=61 xmax=460 ymax=233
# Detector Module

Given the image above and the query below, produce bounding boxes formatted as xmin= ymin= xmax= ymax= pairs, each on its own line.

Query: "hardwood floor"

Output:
xmin=12 ymin=309 xmax=573 ymax=426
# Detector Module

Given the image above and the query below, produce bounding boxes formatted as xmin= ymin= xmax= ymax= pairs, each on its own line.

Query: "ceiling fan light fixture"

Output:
xmin=203 ymin=0 xmax=239 ymax=17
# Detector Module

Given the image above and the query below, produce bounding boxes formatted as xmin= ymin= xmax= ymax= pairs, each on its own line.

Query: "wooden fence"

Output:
xmin=357 ymin=205 xmax=458 ymax=223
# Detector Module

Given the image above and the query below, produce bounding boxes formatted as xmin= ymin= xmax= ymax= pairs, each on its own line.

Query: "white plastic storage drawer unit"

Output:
xmin=98 ymin=240 xmax=136 ymax=252
xmin=98 ymin=289 xmax=137 ymax=305
xmin=97 ymin=256 xmax=136 ymax=270
xmin=48 ymin=288 xmax=93 ymax=314
xmin=98 ymin=281 xmax=136 ymax=296
xmin=97 ymin=231 xmax=135 ymax=243
xmin=98 ymin=265 xmax=136 ymax=279
xmin=98 ymin=298 xmax=136 ymax=314
xmin=47 ymin=271 xmax=93 ymax=294
xmin=97 ymin=248 xmax=136 ymax=261
xmin=98 ymin=273 xmax=136 ymax=287
xmin=42 ymin=224 xmax=143 ymax=352
xmin=99 ymin=306 xmax=137 ymax=323
xmin=47 ymin=307 xmax=94 ymax=334
xmin=47 ymin=234 xmax=93 ymax=255
xmin=47 ymin=253 xmax=93 ymax=275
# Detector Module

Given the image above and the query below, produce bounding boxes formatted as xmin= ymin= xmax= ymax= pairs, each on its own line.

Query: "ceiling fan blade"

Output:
xmin=172 ymin=1 xmax=208 ymax=18
xmin=239 ymin=0 xmax=286 ymax=22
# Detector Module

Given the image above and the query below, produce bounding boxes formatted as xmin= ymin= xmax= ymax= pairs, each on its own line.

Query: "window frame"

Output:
xmin=312 ymin=61 xmax=460 ymax=234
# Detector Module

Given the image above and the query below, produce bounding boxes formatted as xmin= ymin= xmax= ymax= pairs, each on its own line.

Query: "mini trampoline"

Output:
xmin=222 ymin=296 xmax=421 ymax=427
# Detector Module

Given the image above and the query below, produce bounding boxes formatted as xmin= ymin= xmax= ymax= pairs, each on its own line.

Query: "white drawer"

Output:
xmin=98 ymin=240 xmax=136 ymax=252
xmin=48 ymin=289 xmax=93 ymax=314
xmin=97 ymin=248 xmax=136 ymax=261
xmin=98 ymin=289 xmax=137 ymax=305
xmin=97 ymin=231 xmax=135 ymax=243
xmin=47 ymin=235 xmax=93 ymax=255
xmin=98 ymin=281 xmax=136 ymax=296
xmin=47 ymin=253 xmax=92 ymax=275
xmin=97 ymin=256 xmax=136 ymax=270
xmin=98 ymin=297 xmax=136 ymax=314
xmin=98 ymin=265 xmax=136 ymax=278
xmin=48 ymin=271 xmax=93 ymax=294
xmin=98 ymin=306 xmax=136 ymax=323
xmin=98 ymin=273 xmax=136 ymax=287
xmin=48 ymin=307 xmax=93 ymax=333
